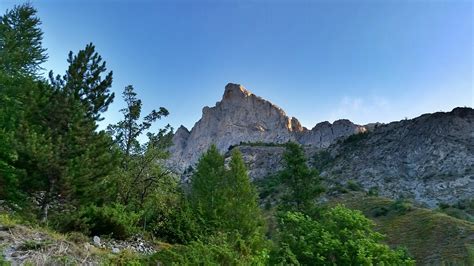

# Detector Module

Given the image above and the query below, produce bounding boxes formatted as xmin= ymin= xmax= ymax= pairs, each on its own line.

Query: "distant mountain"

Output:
xmin=320 ymin=106 xmax=474 ymax=207
xmin=167 ymin=83 xmax=473 ymax=207
xmin=168 ymin=83 xmax=365 ymax=172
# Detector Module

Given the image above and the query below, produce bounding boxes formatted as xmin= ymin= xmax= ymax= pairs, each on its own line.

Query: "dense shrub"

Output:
xmin=54 ymin=204 xmax=141 ymax=239
xmin=271 ymin=205 xmax=415 ymax=265
xmin=312 ymin=150 xmax=333 ymax=170
xmin=346 ymin=180 xmax=363 ymax=191
xmin=152 ymin=233 xmax=269 ymax=265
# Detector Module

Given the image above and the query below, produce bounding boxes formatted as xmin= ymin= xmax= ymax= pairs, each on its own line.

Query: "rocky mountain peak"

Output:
xmin=167 ymin=83 xmax=364 ymax=172
xmin=223 ymin=83 xmax=252 ymax=99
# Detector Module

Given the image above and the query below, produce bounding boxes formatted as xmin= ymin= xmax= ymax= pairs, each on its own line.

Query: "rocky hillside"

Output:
xmin=167 ymin=83 xmax=473 ymax=208
xmin=332 ymin=193 xmax=474 ymax=265
xmin=168 ymin=83 xmax=364 ymax=172
xmin=320 ymin=107 xmax=474 ymax=207
xmin=231 ymin=108 xmax=474 ymax=207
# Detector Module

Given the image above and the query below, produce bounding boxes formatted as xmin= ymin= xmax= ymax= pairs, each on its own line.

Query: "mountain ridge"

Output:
xmin=168 ymin=83 xmax=365 ymax=172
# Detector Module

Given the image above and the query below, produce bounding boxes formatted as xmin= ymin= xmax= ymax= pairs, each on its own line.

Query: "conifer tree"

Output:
xmin=189 ymin=145 xmax=226 ymax=232
xmin=189 ymin=146 xmax=265 ymax=248
xmin=107 ymin=85 xmax=171 ymax=208
xmin=49 ymin=43 xmax=114 ymax=122
xmin=0 ymin=3 xmax=47 ymax=76
xmin=280 ymin=142 xmax=324 ymax=213
xmin=222 ymin=149 xmax=265 ymax=241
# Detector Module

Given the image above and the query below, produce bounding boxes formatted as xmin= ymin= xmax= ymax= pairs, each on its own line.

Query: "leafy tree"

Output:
xmin=279 ymin=142 xmax=324 ymax=213
xmin=271 ymin=205 xmax=415 ymax=265
xmin=0 ymin=3 xmax=47 ymax=77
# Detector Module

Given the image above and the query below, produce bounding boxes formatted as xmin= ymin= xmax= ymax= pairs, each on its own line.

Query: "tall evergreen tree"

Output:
xmin=0 ymin=3 xmax=47 ymax=77
xmin=222 ymin=149 xmax=265 ymax=241
xmin=0 ymin=3 xmax=48 ymax=204
xmin=49 ymin=43 xmax=114 ymax=122
xmin=189 ymin=146 xmax=266 ymax=249
xmin=189 ymin=145 xmax=227 ymax=233
xmin=107 ymin=85 xmax=169 ymax=161
xmin=280 ymin=142 xmax=325 ymax=213
xmin=107 ymin=85 xmax=171 ymax=208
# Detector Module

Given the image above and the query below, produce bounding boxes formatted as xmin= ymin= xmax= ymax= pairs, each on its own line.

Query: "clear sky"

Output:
xmin=2 ymin=0 xmax=473 ymax=132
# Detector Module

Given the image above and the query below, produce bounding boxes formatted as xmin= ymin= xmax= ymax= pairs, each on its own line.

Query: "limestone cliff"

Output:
xmin=168 ymin=83 xmax=363 ymax=171
xmin=228 ymin=108 xmax=474 ymax=207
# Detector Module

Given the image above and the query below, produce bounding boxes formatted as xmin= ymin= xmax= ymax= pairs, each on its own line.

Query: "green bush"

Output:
xmin=152 ymin=233 xmax=269 ymax=265
xmin=271 ymin=205 xmax=415 ymax=265
xmin=371 ymin=206 xmax=390 ymax=217
xmin=390 ymin=200 xmax=413 ymax=215
xmin=343 ymin=131 xmax=369 ymax=145
xmin=346 ymin=180 xmax=363 ymax=191
xmin=312 ymin=150 xmax=333 ymax=170
xmin=367 ymin=186 xmax=379 ymax=196
xmin=54 ymin=204 xmax=141 ymax=240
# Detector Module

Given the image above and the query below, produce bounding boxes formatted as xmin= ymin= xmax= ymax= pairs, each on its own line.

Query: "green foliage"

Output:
xmin=367 ymin=186 xmax=380 ymax=196
xmin=279 ymin=142 xmax=324 ymax=213
xmin=437 ymin=199 xmax=474 ymax=222
xmin=334 ymin=193 xmax=474 ymax=264
xmin=189 ymin=144 xmax=226 ymax=232
xmin=346 ymin=180 xmax=363 ymax=191
xmin=0 ymin=213 xmax=18 ymax=229
xmin=190 ymin=147 xmax=265 ymax=242
xmin=342 ymin=131 xmax=369 ymax=145
xmin=312 ymin=150 xmax=333 ymax=170
xmin=271 ymin=205 xmax=415 ymax=265
xmin=221 ymin=149 xmax=266 ymax=242
xmin=142 ymin=188 xmax=199 ymax=244
xmin=0 ymin=3 xmax=47 ymax=76
xmin=390 ymin=199 xmax=414 ymax=215
xmin=49 ymin=43 xmax=114 ymax=121
xmin=228 ymin=141 xmax=287 ymax=150
xmin=104 ymin=250 xmax=145 ymax=266
xmin=255 ymin=173 xmax=283 ymax=203
xmin=186 ymin=146 xmax=268 ymax=260
xmin=153 ymin=233 xmax=269 ymax=265
xmin=55 ymin=204 xmax=141 ymax=240
xmin=107 ymin=85 xmax=172 ymax=212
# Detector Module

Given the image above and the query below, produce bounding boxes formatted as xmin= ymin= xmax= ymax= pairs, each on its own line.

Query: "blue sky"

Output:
xmin=2 ymin=0 xmax=473 ymax=132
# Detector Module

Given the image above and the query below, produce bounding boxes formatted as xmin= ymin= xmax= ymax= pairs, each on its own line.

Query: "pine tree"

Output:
xmin=107 ymin=85 xmax=171 ymax=208
xmin=0 ymin=3 xmax=47 ymax=77
xmin=280 ymin=142 xmax=324 ymax=213
xmin=49 ymin=43 xmax=114 ymax=122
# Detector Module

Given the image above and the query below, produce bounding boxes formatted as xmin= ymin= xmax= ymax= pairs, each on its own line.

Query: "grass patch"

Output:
xmin=332 ymin=193 xmax=474 ymax=265
xmin=0 ymin=214 xmax=17 ymax=229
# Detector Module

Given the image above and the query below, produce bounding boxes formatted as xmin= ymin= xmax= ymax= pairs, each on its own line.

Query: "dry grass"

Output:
xmin=332 ymin=193 xmax=474 ymax=265
xmin=0 ymin=214 xmax=105 ymax=265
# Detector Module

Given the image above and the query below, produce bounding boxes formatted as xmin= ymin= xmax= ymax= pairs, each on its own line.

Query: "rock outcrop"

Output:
xmin=166 ymin=82 xmax=473 ymax=207
xmin=168 ymin=83 xmax=363 ymax=172
xmin=224 ymin=108 xmax=474 ymax=207
xmin=320 ymin=107 xmax=474 ymax=207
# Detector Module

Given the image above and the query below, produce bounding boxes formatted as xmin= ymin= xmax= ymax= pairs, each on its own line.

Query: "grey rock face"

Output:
xmin=232 ymin=108 xmax=474 ymax=207
xmin=165 ymin=82 xmax=473 ymax=207
xmin=297 ymin=119 xmax=366 ymax=148
xmin=167 ymin=83 xmax=363 ymax=172
xmin=320 ymin=107 xmax=474 ymax=207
